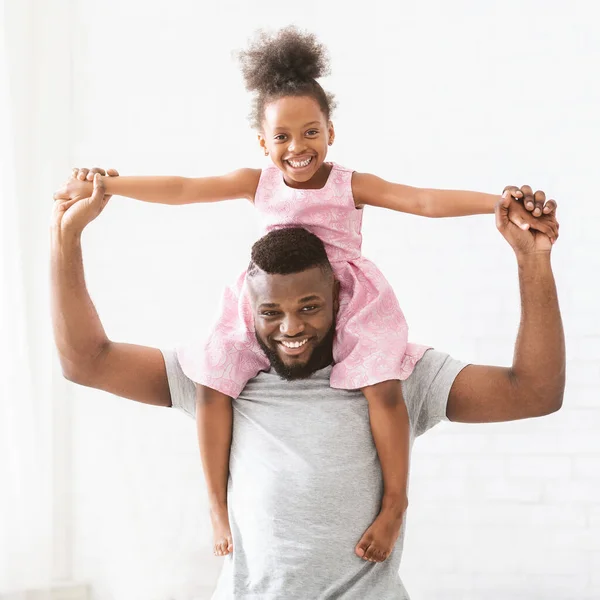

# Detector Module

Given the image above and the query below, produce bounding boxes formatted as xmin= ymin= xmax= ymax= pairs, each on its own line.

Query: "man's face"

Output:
xmin=248 ymin=266 xmax=339 ymax=379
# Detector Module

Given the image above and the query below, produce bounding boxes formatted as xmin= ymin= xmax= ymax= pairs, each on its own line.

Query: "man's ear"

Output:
xmin=333 ymin=278 xmax=340 ymax=313
xmin=258 ymin=133 xmax=269 ymax=157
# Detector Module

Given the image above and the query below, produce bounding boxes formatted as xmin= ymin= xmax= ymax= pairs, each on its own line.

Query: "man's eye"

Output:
xmin=302 ymin=306 xmax=317 ymax=312
xmin=262 ymin=311 xmax=278 ymax=317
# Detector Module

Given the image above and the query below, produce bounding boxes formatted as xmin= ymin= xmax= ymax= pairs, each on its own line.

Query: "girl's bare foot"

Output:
xmin=354 ymin=506 xmax=404 ymax=563
xmin=210 ymin=505 xmax=233 ymax=556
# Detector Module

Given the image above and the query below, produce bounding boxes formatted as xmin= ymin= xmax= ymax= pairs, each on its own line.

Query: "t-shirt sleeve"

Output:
xmin=403 ymin=349 xmax=469 ymax=437
xmin=161 ymin=348 xmax=196 ymax=419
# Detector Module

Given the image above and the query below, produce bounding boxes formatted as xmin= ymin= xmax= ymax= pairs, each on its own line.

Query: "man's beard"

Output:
xmin=256 ymin=324 xmax=335 ymax=380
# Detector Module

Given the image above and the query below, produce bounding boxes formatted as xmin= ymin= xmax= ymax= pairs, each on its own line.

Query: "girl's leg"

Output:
xmin=355 ymin=379 xmax=409 ymax=563
xmin=195 ymin=384 xmax=234 ymax=556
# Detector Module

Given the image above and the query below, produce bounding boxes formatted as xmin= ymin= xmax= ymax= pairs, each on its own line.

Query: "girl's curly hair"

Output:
xmin=237 ymin=26 xmax=336 ymax=130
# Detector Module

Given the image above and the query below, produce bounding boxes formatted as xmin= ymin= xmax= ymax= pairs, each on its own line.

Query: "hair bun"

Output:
xmin=239 ymin=26 xmax=330 ymax=95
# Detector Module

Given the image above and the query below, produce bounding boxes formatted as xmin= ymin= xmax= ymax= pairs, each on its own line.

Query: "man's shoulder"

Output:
xmin=238 ymin=350 xmax=467 ymax=436
xmin=162 ymin=347 xmax=467 ymax=434
xmin=405 ymin=349 xmax=468 ymax=437
xmin=406 ymin=349 xmax=459 ymax=391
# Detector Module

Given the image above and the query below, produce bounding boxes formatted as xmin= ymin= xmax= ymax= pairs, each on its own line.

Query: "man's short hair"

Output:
xmin=248 ymin=227 xmax=332 ymax=277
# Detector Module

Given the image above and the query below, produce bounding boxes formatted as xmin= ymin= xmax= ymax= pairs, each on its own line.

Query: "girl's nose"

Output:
xmin=288 ymin=137 xmax=306 ymax=153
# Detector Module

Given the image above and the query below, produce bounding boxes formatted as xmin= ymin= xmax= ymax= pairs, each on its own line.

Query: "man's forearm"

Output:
xmin=512 ymin=253 xmax=565 ymax=409
xmin=50 ymin=227 xmax=109 ymax=376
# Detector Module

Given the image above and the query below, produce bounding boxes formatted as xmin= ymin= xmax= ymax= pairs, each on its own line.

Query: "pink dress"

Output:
xmin=177 ymin=163 xmax=428 ymax=398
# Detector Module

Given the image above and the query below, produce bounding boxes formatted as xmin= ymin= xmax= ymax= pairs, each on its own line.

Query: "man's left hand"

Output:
xmin=496 ymin=186 xmax=559 ymax=257
xmin=505 ymin=185 xmax=559 ymax=241
xmin=505 ymin=184 xmax=558 ymax=217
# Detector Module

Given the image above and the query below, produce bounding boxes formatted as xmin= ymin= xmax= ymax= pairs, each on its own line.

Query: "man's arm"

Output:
xmin=51 ymin=171 xmax=172 ymax=407
xmin=446 ymin=189 xmax=565 ymax=423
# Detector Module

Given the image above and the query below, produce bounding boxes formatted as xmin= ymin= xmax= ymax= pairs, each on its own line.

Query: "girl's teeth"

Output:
xmin=288 ymin=157 xmax=312 ymax=168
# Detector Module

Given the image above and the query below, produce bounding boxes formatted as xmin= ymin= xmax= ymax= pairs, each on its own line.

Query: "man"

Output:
xmin=52 ymin=170 xmax=564 ymax=599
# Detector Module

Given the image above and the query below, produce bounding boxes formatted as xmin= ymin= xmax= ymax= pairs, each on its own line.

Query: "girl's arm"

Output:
xmin=59 ymin=168 xmax=262 ymax=206
xmin=352 ymin=172 xmax=500 ymax=218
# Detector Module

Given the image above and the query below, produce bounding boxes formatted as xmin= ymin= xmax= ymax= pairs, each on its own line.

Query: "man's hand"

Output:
xmin=506 ymin=192 xmax=559 ymax=243
xmin=496 ymin=186 xmax=559 ymax=257
xmin=50 ymin=166 xmax=171 ymax=407
xmin=54 ymin=166 xmax=117 ymax=201
xmin=505 ymin=184 xmax=558 ymax=218
xmin=52 ymin=168 xmax=119 ymax=235
xmin=447 ymin=184 xmax=564 ymax=424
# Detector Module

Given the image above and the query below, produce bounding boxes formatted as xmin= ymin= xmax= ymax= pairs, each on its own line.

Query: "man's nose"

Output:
xmin=280 ymin=315 xmax=305 ymax=337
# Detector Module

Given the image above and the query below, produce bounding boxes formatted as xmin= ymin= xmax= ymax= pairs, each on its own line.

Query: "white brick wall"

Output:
xmin=68 ymin=0 xmax=599 ymax=598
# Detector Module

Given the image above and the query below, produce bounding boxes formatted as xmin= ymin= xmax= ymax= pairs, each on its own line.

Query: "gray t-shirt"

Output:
xmin=163 ymin=349 xmax=467 ymax=600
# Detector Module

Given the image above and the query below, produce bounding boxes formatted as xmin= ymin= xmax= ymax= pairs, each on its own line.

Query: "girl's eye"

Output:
xmin=274 ymin=134 xmax=286 ymax=142
xmin=306 ymin=130 xmax=319 ymax=136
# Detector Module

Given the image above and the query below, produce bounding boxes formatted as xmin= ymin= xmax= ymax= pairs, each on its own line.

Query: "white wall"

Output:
xmin=66 ymin=1 xmax=599 ymax=598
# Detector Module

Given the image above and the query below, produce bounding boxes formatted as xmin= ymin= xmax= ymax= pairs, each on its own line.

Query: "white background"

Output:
xmin=4 ymin=0 xmax=600 ymax=599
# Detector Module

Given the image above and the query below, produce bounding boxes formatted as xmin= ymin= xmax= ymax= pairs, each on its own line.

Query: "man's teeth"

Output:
xmin=281 ymin=339 xmax=308 ymax=349
xmin=287 ymin=157 xmax=312 ymax=168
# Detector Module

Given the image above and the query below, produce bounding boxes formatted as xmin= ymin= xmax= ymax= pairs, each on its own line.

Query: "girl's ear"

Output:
xmin=328 ymin=121 xmax=335 ymax=146
xmin=258 ymin=134 xmax=269 ymax=156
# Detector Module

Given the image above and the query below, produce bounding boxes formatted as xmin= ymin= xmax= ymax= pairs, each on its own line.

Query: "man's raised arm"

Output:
xmin=51 ymin=170 xmax=172 ymax=407
xmin=447 ymin=186 xmax=565 ymax=423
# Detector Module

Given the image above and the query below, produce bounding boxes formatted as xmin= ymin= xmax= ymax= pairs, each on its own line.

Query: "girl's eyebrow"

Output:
xmin=273 ymin=121 xmax=321 ymax=132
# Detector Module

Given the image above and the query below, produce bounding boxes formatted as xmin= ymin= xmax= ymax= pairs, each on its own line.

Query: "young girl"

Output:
xmin=60 ymin=27 xmax=553 ymax=564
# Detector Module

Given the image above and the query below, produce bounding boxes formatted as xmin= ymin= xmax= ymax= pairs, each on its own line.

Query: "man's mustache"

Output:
xmin=255 ymin=324 xmax=335 ymax=380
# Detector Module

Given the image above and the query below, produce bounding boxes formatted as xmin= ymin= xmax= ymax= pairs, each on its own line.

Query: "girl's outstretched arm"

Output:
xmin=352 ymin=172 xmax=502 ymax=218
xmin=56 ymin=168 xmax=262 ymax=206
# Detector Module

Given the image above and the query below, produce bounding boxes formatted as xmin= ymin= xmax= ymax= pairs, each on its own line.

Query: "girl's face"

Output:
xmin=258 ymin=96 xmax=335 ymax=188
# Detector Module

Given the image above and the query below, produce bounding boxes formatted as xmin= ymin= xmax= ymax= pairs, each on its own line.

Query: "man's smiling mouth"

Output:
xmin=277 ymin=337 xmax=311 ymax=356
xmin=280 ymin=338 xmax=309 ymax=349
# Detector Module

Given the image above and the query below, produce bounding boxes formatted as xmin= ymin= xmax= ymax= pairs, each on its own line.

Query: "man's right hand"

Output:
xmin=52 ymin=168 xmax=119 ymax=235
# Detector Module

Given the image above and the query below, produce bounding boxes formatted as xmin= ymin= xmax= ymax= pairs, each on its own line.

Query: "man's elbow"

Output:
xmin=524 ymin=387 xmax=564 ymax=417
xmin=61 ymin=363 xmax=95 ymax=387
xmin=58 ymin=347 xmax=108 ymax=388
xmin=510 ymin=368 xmax=565 ymax=418
xmin=540 ymin=371 xmax=566 ymax=416
xmin=538 ymin=390 xmax=564 ymax=416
